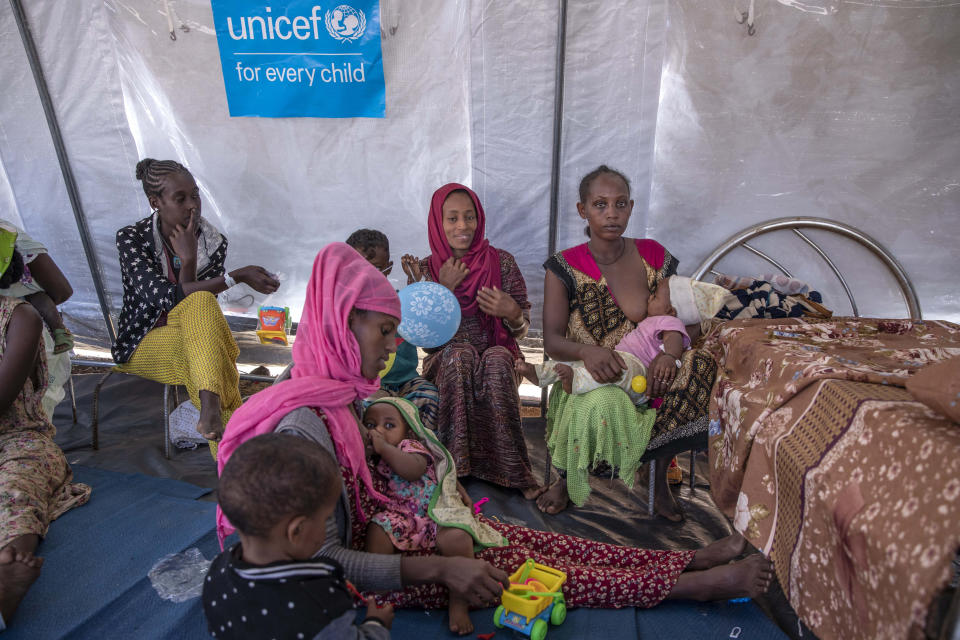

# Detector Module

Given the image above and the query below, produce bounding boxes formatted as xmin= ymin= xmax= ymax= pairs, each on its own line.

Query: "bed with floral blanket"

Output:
xmin=703 ymin=317 xmax=960 ymax=640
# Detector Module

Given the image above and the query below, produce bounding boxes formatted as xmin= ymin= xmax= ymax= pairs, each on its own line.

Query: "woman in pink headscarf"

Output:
xmin=217 ymin=242 xmax=511 ymax=606
xmin=218 ymin=242 xmax=775 ymax=619
xmin=400 ymin=184 xmax=540 ymax=499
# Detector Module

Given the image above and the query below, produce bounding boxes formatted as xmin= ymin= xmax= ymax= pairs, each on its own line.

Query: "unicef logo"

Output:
xmin=325 ymin=5 xmax=366 ymax=41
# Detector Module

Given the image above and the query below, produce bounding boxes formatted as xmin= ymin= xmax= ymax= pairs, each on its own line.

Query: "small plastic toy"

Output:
xmin=344 ymin=580 xmax=385 ymax=609
xmin=473 ymin=496 xmax=489 ymax=515
xmin=256 ymin=305 xmax=292 ymax=345
xmin=494 ymin=559 xmax=567 ymax=640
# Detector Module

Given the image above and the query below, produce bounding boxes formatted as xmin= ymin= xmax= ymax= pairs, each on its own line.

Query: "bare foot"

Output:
xmin=448 ymin=595 xmax=474 ymax=635
xmin=13 ymin=550 xmax=43 ymax=570
xmin=671 ymin=554 xmax=774 ymax=601
xmin=521 ymin=484 xmax=546 ymax=500
xmin=515 ymin=360 xmax=539 ymax=386
xmin=654 ymin=483 xmax=684 ymax=522
xmin=536 ymin=478 xmax=570 ymax=515
xmin=687 ymin=532 xmax=748 ymax=571
xmin=555 ymin=363 xmax=573 ymax=395
xmin=0 ymin=546 xmax=43 ymax=622
xmin=195 ymin=415 xmax=223 ymax=441
xmin=197 ymin=390 xmax=223 ymax=440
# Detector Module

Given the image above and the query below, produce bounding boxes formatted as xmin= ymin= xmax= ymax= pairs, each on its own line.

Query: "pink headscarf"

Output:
xmin=427 ymin=183 xmax=511 ymax=349
xmin=215 ymin=242 xmax=401 ymax=546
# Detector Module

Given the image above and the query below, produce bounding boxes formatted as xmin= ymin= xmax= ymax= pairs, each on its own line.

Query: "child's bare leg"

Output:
xmin=25 ymin=291 xmax=65 ymax=333
xmin=555 ymin=363 xmax=574 ymax=395
xmin=514 ymin=359 xmax=539 ymax=386
xmin=196 ymin=389 xmax=223 ymax=440
xmin=364 ymin=523 xmax=397 ymax=555
xmin=436 ymin=527 xmax=475 ymax=636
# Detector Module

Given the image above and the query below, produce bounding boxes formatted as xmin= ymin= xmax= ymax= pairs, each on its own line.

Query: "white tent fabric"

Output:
xmin=648 ymin=0 xmax=960 ymax=320
xmin=1 ymin=0 xmax=957 ymax=344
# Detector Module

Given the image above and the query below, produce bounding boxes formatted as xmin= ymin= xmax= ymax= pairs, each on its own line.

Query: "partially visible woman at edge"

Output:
xmin=400 ymin=184 xmax=540 ymax=499
xmin=215 ymin=242 xmax=773 ymax=624
xmin=0 ymin=225 xmax=90 ymax=629
xmin=112 ymin=159 xmax=279 ymax=452
xmin=537 ymin=166 xmax=717 ymax=520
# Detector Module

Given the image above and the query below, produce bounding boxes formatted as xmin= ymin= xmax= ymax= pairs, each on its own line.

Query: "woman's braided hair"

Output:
xmin=135 ymin=158 xmax=192 ymax=202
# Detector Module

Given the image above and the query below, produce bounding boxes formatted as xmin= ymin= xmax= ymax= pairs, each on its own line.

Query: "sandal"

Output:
xmin=52 ymin=327 xmax=74 ymax=354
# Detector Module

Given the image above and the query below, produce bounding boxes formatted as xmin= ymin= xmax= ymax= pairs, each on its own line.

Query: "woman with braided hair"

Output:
xmin=112 ymin=158 xmax=279 ymax=452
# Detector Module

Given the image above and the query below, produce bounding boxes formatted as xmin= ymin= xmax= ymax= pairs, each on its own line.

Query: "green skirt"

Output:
xmin=546 ymin=384 xmax=655 ymax=506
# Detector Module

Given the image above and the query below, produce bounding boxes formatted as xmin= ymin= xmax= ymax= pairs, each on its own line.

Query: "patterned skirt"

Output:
xmin=646 ymin=349 xmax=718 ymax=456
xmin=0 ymin=428 xmax=91 ymax=549
xmin=372 ymin=519 xmax=694 ymax=609
xmin=423 ymin=343 xmax=537 ymax=491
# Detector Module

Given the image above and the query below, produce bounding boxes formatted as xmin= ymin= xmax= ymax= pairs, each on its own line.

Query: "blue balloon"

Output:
xmin=397 ymin=281 xmax=461 ymax=348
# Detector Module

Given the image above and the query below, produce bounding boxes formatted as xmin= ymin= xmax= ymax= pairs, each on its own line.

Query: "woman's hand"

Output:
xmin=477 ymin=286 xmax=522 ymax=323
xmin=649 ymin=352 xmax=679 ymax=397
xmin=232 ymin=266 xmax=280 ymax=294
xmin=438 ymin=557 xmax=509 ymax=608
xmin=438 ymin=257 xmax=469 ymax=291
xmin=168 ymin=211 xmax=198 ymax=262
xmin=579 ymin=344 xmax=627 ymax=384
xmin=400 ymin=254 xmax=423 ymax=285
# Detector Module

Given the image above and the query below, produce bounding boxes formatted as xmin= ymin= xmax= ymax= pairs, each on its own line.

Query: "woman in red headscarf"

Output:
xmin=401 ymin=184 xmax=540 ymax=499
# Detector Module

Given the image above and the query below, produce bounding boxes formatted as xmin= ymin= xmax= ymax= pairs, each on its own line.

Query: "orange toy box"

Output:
xmin=256 ymin=306 xmax=292 ymax=345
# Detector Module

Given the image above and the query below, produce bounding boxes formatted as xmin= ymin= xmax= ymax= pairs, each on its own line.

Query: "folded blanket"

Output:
xmin=715 ymin=279 xmax=830 ymax=321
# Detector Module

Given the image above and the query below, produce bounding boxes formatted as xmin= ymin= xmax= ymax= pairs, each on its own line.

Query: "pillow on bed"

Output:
xmin=906 ymin=357 xmax=960 ymax=423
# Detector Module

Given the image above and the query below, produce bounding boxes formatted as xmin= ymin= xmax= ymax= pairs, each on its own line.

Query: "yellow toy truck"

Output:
xmin=494 ymin=559 xmax=567 ymax=640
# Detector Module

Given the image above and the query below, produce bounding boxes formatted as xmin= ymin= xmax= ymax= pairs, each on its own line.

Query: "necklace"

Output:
xmin=590 ymin=237 xmax=625 ymax=266
xmin=158 ymin=233 xmax=182 ymax=269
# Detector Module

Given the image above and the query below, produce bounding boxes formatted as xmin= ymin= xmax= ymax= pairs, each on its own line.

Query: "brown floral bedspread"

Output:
xmin=704 ymin=317 xmax=960 ymax=640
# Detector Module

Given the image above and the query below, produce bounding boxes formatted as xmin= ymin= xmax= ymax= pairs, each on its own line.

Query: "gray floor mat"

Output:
xmin=53 ymin=372 xmax=812 ymax=638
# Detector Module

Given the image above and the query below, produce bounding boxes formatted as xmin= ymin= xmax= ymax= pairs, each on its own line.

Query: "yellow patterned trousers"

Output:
xmin=118 ymin=291 xmax=240 ymax=457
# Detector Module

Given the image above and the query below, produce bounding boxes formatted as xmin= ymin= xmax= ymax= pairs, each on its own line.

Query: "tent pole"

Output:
xmin=546 ymin=0 xmax=568 ymax=258
xmin=9 ymin=0 xmax=117 ymax=344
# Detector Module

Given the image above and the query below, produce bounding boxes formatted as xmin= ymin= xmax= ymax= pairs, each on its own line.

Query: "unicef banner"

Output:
xmin=209 ymin=1 xmax=385 ymax=118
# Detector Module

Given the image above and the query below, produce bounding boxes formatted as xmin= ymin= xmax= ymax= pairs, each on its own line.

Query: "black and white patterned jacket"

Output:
xmin=112 ymin=214 xmax=227 ymax=363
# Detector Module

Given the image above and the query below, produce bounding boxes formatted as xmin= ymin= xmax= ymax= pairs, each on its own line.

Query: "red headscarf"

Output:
xmin=215 ymin=242 xmax=401 ymax=546
xmin=427 ymin=183 xmax=512 ymax=349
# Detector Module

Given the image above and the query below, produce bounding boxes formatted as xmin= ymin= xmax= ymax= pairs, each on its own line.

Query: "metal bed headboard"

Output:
xmin=690 ymin=217 xmax=922 ymax=320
